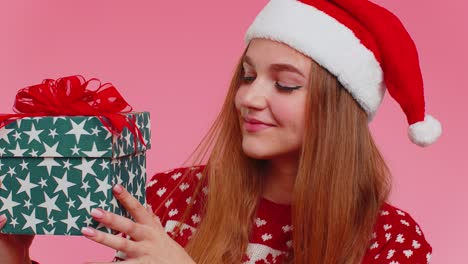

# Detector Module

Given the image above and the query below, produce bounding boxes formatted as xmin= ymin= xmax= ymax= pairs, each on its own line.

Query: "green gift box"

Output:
xmin=0 ymin=111 xmax=151 ymax=235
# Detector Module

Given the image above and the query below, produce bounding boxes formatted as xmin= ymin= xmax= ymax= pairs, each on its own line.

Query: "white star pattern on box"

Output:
xmin=52 ymin=171 xmax=76 ymax=198
xmin=8 ymin=143 xmax=28 ymax=156
xmin=7 ymin=166 xmax=16 ymax=176
xmin=128 ymin=167 xmax=136 ymax=186
xmin=24 ymin=123 xmax=44 ymax=144
xmin=9 ymin=217 xmax=18 ymax=228
xmin=104 ymin=129 xmax=112 ymax=140
xmin=48 ymin=128 xmax=58 ymax=139
xmin=74 ymin=158 xmax=97 ymax=179
xmin=82 ymin=143 xmax=107 ymax=157
xmin=110 ymin=196 xmax=119 ymax=209
xmin=62 ymin=159 xmax=72 ymax=170
xmin=71 ymin=145 xmax=81 ymax=155
xmin=0 ymin=174 xmax=7 ymax=191
xmin=66 ymin=198 xmax=75 ymax=208
xmin=94 ymin=176 xmax=112 ymax=198
xmin=99 ymin=199 xmax=108 ymax=209
xmin=0 ymin=191 xmax=21 ymax=215
xmin=52 ymin=116 xmax=67 ymax=125
xmin=24 ymin=199 xmax=32 ymax=210
xmin=78 ymin=193 xmax=98 ymax=214
xmin=38 ymin=177 xmax=48 ymax=188
xmin=38 ymin=192 xmax=61 ymax=217
xmin=14 ymin=119 xmax=23 ymax=130
xmin=19 ymin=160 xmax=29 ymax=170
xmin=81 ymin=180 xmax=90 ymax=192
xmin=41 ymin=142 xmax=62 ymax=157
xmin=21 ymin=208 xmax=44 ymax=233
xmin=140 ymin=161 xmax=146 ymax=177
xmin=13 ymin=131 xmax=21 ymax=141
xmin=0 ymin=113 xmax=150 ymax=236
xmin=43 ymin=226 xmax=56 ymax=235
xmin=124 ymin=132 xmax=132 ymax=147
xmin=115 ymin=172 xmax=123 ymax=185
xmin=66 ymin=119 xmax=90 ymax=144
xmin=29 ymin=149 xmax=38 ymax=157
xmin=83 ymin=217 xmax=93 ymax=226
xmin=16 ymin=173 xmax=39 ymax=198
xmin=60 ymin=211 xmax=80 ymax=233
xmin=91 ymin=126 xmax=101 ymax=136
xmin=38 ymin=157 xmax=61 ymax=176
xmin=48 ymin=216 xmax=56 ymax=226
xmin=135 ymin=182 xmax=143 ymax=200
xmin=0 ymin=127 xmax=14 ymax=144
xmin=99 ymin=159 xmax=109 ymax=170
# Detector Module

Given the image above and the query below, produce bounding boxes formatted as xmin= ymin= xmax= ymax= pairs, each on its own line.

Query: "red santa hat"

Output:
xmin=244 ymin=0 xmax=442 ymax=147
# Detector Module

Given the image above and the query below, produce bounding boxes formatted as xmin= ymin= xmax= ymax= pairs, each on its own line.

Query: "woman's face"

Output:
xmin=235 ymin=38 xmax=312 ymax=161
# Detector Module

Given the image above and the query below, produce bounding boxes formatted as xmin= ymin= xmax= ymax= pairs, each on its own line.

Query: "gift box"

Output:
xmin=0 ymin=76 xmax=151 ymax=236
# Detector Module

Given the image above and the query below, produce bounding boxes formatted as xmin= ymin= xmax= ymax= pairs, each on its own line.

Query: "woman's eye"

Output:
xmin=240 ymin=76 xmax=256 ymax=83
xmin=240 ymin=76 xmax=302 ymax=92
xmin=276 ymin=83 xmax=302 ymax=91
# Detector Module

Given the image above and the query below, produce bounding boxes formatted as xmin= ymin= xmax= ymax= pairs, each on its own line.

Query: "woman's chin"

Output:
xmin=242 ymin=145 xmax=274 ymax=160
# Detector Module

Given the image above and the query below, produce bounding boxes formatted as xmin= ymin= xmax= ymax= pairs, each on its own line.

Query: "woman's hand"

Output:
xmin=82 ymin=184 xmax=196 ymax=264
xmin=0 ymin=181 xmax=35 ymax=264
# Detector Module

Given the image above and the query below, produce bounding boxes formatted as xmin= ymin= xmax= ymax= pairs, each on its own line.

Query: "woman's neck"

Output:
xmin=261 ymin=154 xmax=298 ymax=205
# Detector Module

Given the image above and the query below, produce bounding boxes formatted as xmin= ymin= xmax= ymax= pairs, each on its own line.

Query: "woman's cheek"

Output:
xmin=234 ymin=85 xmax=245 ymax=111
xmin=269 ymin=96 xmax=295 ymax=127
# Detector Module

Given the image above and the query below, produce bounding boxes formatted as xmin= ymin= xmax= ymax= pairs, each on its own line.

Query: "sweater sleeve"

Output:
xmin=367 ymin=206 xmax=433 ymax=264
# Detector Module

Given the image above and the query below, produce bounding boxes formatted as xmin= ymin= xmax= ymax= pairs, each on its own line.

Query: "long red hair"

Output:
xmin=158 ymin=45 xmax=392 ymax=263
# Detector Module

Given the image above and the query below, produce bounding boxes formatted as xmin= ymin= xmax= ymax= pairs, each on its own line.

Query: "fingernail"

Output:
xmin=91 ymin=208 xmax=104 ymax=219
xmin=81 ymin=227 xmax=96 ymax=237
xmin=113 ymin=184 xmax=124 ymax=194
xmin=0 ymin=214 xmax=6 ymax=223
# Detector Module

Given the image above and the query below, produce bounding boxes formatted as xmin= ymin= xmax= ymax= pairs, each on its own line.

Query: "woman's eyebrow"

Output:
xmin=243 ymin=55 xmax=305 ymax=78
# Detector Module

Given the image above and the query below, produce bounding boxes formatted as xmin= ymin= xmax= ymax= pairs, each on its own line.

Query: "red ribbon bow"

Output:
xmin=0 ymin=75 xmax=146 ymax=151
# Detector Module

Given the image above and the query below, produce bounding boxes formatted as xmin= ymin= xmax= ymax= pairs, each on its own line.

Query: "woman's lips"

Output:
xmin=243 ymin=121 xmax=274 ymax=132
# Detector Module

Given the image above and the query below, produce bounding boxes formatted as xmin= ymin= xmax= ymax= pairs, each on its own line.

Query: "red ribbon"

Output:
xmin=0 ymin=75 xmax=146 ymax=152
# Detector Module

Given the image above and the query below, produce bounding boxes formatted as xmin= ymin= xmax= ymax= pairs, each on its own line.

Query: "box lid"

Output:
xmin=0 ymin=112 xmax=151 ymax=158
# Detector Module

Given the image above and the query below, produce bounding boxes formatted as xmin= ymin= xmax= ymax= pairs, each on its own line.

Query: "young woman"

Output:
xmin=0 ymin=0 xmax=442 ymax=263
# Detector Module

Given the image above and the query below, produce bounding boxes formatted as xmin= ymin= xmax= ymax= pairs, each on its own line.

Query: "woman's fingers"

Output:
xmin=145 ymin=204 xmax=152 ymax=214
xmin=112 ymin=184 xmax=154 ymax=226
xmin=81 ymin=226 xmax=141 ymax=255
xmin=86 ymin=208 xmax=149 ymax=241
xmin=145 ymin=204 xmax=161 ymax=224
xmin=0 ymin=215 xmax=6 ymax=230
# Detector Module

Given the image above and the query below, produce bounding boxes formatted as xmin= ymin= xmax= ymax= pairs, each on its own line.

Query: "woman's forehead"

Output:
xmin=243 ymin=39 xmax=312 ymax=75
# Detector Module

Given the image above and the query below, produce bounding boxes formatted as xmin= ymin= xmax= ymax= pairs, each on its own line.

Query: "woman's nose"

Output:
xmin=240 ymin=78 xmax=268 ymax=110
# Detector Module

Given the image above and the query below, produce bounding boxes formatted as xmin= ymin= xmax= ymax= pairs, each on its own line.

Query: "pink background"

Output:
xmin=0 ymin=0 xmax=466 ymax=263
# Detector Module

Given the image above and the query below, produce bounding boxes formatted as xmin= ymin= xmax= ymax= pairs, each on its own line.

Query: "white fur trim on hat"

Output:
xmin=244 ymin=0 xmax=386 ymax=121
xmin=408 ymin=114 xmax=442 ymax=147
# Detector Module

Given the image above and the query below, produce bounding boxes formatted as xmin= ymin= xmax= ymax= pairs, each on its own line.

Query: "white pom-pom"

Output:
xmin=408 ymin=114 xmax=442 ymax=147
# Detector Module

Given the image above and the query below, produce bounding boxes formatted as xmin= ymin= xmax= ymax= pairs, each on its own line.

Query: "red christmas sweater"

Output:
xmin=114 ymin=165 xmax=433 ymax=264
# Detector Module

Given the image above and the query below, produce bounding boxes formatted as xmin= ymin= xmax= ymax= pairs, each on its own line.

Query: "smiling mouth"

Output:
xmin=243 ymin=121 xmax=273 ymax=132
